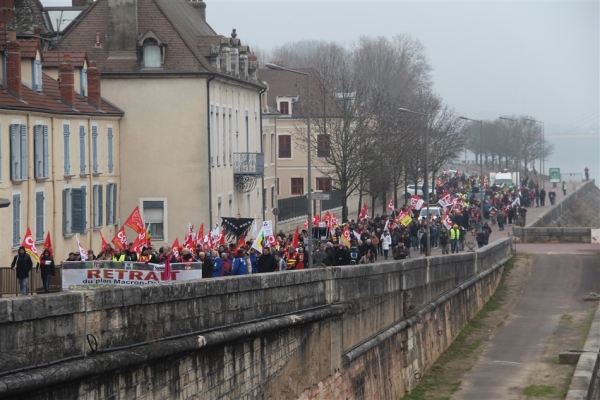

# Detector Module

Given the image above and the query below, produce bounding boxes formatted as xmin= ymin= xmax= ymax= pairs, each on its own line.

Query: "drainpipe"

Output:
xmin=259 ymin=87 xmax=266 ymax=225
xmin=206 ymin=75 xmax=215 ymax=227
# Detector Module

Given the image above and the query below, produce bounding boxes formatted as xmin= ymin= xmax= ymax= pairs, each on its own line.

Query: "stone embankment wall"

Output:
xmin=0 ymin=238 xmax=512 ymax=399
xmin=513 ymin=179 xmax=598 ymax=242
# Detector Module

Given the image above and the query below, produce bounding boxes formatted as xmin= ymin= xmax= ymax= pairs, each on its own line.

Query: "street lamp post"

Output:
xmin=399 ymin=108 xmax=431 ymax=257
xmin=266 ymin=63 xmax=313 ymax=268
xmin=525 ymin=118 xmax=544 ymax=182
xmin=460 ymin=116 xmax=484 ymax=224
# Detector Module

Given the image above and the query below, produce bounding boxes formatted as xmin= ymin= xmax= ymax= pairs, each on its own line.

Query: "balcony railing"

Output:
xmin=233 ymin=152 xmax=264 ymax=176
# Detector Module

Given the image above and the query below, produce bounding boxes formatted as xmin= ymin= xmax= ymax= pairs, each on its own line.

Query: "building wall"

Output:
xmin=0 ymin=111 xmax=120 ymax=265
xmin=262 ymin=113 xmax=278 ymax=230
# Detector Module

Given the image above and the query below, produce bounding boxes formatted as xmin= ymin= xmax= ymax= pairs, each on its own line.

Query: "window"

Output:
xmin=92 ymin=125 xmax=98 ymax=173
xmin=218 ymin=196 xmax=222 ymax=218
xmin=291 ymin=178 xmax=304 ymax=195
xmin=216 ymin=106 xmax=220 ymax=165
xmin=12 ymin=193 xmax=21 ymax=246
xmin=279 ymin=101 xmax=289 ymax=115
xmin=278 ymin=135 xmax=291 ymax=158
xmin=317 ymin=134 xmax=331 ymax=158
xmin=245 ymin=113 xmax=249 ymax=151
xmin=143 ymin=42 xmax=161 ymax=68
xmin=63 ymin=186 xmax=87 ymax=235
xmin=276 ymin=178 xmax=279 ymax=195
xmin=229 ymin=108 xmax=233 ymax=164
xmin=270 ymin=133 xmax=275 ymax=164
xmin=93 ymin=184 xmax=103 ymax=228
xmin=32 ymin=60 xmax=42 ymax=92
xmin=271 ymin=186 xmax=275 ymax=208
xmin=79 ymin=125 xmax=86 ymax=174
xmin=35 ymin=191 xmax=44 ymax=241
xmin=34 ymin=125 xmax=49 ymax=179
xmin=143 ymin=200 xmax=164 ymax=241
xmin=10 ymin=124 xmax=27 ymax=181
xmin=80 ymin=68 xmax=87 ymax=96
xmin=63 ymin=123 xmax=71 ymax=175
xmin=223 ymin=112 xmax=227 ymax=166
xmin=107 ymin=127 xmax=114 ymax=173
xmin=210 ymin=106 xmax=215 ymax=166
xmin=263 ymin=188 xmax=267 ymax=212
xmin=316 ymin=177 xmax=333 ymax=192
xmin=106 ymin=183 xmax=117 ymax=225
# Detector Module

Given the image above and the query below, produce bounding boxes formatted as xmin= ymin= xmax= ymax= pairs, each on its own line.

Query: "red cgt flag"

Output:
xmin=111 ymin=226 xmax=128 ymax=250
xmin=387 ymin=198 xmax=395 ymax=211
xmin=124 ymin=206 xmax=146 ymax=234
xmin=21 ymin=228 xmax=40 ymax=264
xmin=291 ymin=226 xmax=299 ymax=248
xmin=43 ymin=231 xmax=54 ymax=259
xmin=358 ymin=203 xmax=369 ymax=220
xmin=171 ymin=237 xmax=180 ymax=259
xmin=99 ymin=231 xmax=111 ymax=252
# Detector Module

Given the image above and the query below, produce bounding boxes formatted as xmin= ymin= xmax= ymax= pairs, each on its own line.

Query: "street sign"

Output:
xmin=549 ymin=168 xmax=561 ymax=183
xmin=310 ymin=193 xmax=331 ymax=201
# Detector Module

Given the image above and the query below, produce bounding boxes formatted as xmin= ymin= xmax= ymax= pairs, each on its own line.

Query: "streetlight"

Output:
xmin=265 ymin=63 xmax=313 ymax=268
xmin=499 ymin=116 xmax=519 ymax=173
xmin=525 ymin=118 xmax=544 ymax=180
xmin=460 ymin=116 xmax=484 ymax=224
xmin=399 ymin=107 xmax=431 ymax=257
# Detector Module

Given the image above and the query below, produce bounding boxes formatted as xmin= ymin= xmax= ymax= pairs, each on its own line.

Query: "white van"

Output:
xmin=493 ymin=172 xmax=515 ymax=188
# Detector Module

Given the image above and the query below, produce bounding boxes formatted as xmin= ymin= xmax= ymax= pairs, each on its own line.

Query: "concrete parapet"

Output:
xmin=565 ymin=301 xmax=600 ymax=400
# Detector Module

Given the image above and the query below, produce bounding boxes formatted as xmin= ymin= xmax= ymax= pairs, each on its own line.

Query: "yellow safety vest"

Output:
xmin=450 ymin=229 xmax=460 ymax=240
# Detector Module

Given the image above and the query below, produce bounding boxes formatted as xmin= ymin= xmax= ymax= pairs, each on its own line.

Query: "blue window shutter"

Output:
xmin=20 ymin=124 xmax=27 ymax=179
xmin=10 ymin=125 xmax=16 ymax=180
xmin=79 ymin=126 xmax=86 ymax=173
xmin=12 ymin=194 xmax=20 ymax=246
xmin=62 ymin=189 xmax=68 ymax=235
xmin=106 ymin=184 xmax=111 ymax=226
xmin=43 ymin=126 xmax=49 ymax=178
xmin=34 ymin=126 xmax=40 ymax=178
xmin=92 ymin=126 xmax=98 ymax=173
xmin=98 ymin=185 xmax=103 ymax=227
xmin=34 ymin=60 xmax=42 ymax=92
xmin=64 ymin=124 xmax=70 ymax=175
xmin=72 ymin=188 xmax=82 ymax=233
xmin=107 ymin=127 xmax=113 ymax=173
xmin=82 ymin=185 xmax=87 ymax=232
xmin=36 ymin=192 xmax=44 ymax=240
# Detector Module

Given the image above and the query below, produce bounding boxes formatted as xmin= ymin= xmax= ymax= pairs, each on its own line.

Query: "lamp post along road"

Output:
xmin=460 ymin=116 xmax=484 ymax=224
xmin=266 ymin=63 xmax=313 ymax=268
xmin=399 ymin=108 xmax=430 ymax=256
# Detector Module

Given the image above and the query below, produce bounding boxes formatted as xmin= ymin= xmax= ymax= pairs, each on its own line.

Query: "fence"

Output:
xmin=278 ymin=190 xmax=344 ymax=222
xmin=0 ymin=266 xmax=63 ymax=297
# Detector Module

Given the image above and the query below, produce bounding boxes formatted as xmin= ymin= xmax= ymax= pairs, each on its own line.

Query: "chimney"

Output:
xmin=6 ymin=30 xmax=22 ymax=97
xmin=87 ymin=61 xmax=101 ymax=108
xmin=189 ymin=0 xmax=206 ymax=21
xmin=59 ymin=54 xmax=75 ymax=106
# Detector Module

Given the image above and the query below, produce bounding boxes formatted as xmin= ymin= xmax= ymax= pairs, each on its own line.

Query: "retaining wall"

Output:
xmin=0 ymin=238 xmax=513 ymax=399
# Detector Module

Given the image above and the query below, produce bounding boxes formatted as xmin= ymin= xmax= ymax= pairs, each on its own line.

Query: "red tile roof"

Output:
xmin=43 ymin=51 xmax=87 ymax=67
xmin=0 ymin=73 xmax=122 ymax=116
xmin=17 ymin=39 xmax=41 ymax=58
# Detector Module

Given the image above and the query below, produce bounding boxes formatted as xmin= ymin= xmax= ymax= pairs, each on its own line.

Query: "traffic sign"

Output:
xmin=310 ymin=193 xmax=331 ymax=201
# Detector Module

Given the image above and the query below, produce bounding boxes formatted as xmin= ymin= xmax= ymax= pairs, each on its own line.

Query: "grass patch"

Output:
xmin=402 ymin=256 xmax=517 ymax=399
xmin=558 ymin=314 xmax=573 ymax=328
xmin=523 ymin=384 xmax=555 ymax=397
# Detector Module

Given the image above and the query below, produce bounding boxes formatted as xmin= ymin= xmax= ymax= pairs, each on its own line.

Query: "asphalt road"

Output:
xmin=453 ymin=245 xmax=600 ymax=400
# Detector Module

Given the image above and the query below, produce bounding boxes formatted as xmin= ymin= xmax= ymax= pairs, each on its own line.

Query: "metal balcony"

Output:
xmin=233 ymin=152 xmax=264 ymax=193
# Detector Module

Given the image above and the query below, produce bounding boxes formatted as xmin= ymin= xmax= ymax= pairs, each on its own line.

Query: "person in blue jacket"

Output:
xmin=210 ymin=250 xmax=223 ymax=277
xmin=231 ymin=249 xmax=249 ymax=275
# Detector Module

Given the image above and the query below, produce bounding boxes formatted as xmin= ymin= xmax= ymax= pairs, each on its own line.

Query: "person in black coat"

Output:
xmin=257 ymin=247 xmax=278 ymax=273
xmin=198 ymin=252 xmax=214 ymax=279
xmin=37 ymin=249 xmax=56 ymax=293
xmin=334 ymin=244 xmax=350 ymax=266
xmin=11 ymin=246 xmax=33 ymax=296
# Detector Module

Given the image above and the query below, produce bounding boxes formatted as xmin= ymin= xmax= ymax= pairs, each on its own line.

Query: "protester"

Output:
xmin=11 ymin=246 xmax=33 ymax=296
xmin=37 ymin=249 xmax=55 ymax=293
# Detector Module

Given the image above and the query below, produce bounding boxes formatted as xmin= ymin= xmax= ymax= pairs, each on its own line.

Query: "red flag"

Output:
xmin=43 ymin=232 xmax=54 ymax=259
xmin=358 ymin=203 xmax=369 ymax=220
xmin=236 ymin=235 xmax=246 ymax=251
xmin=217 ymin=227 xmax=226 ymax=246
xmin=410 ymin=195 xmax=424 ymax=210
xmin=312 ymin=214 xmax=320 ymax=226
xmin=323 ymin=211 xmax=331 ymax=227
xmin=331 ymin=213 xmax=339 ymax=226
xmin=130 ymin=231 xmax=146 ymax=254
xmin=197 ymin=223 xmax=205 ymax=247
xmin=182 ymin=224 xmax=196 ymax=251
xmin=292 ymin=226 xmax=299 ymax=248
xmin=21 ymin=228 xmax=40 ymax=264
xmin=124 ymin=206 xmax=145 ymax=234
xmin=111 ymin=226 xmax=128 ymax=250
xmin=387 ymin=198 xmax=394 ymax=211
xmin=438 ymin=192 xmax=452 ymax=208
xmin=99 ymin=231 xmax=110 ymax=252
xmin=171 ymin=238 xmax=180 ymax=259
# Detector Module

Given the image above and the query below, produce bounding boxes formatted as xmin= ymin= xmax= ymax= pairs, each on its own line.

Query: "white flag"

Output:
xmin=511 ymin=197 xmax=520 ymax=207
xmin=76 ymin=235 xmax=89 ymax=261
xmin=252 ymin=216 xmax=258 ymax=238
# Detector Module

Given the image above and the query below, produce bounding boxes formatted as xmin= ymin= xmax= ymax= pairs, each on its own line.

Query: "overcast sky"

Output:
xmin=41 ymin=0 xmax=599 ymax=179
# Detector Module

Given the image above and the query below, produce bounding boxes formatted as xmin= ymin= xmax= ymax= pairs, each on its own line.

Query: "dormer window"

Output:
xmin=276 ymin=96 xmax=297 ymax=117
xmin=138 ymin=30 xmax=165 ymax=69
xmin=280 ymin=101 xmax=289 ymax=115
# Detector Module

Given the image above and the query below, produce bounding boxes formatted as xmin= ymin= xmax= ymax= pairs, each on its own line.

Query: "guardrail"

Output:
xmin=0 ymin=266 xmax=63 ymax=297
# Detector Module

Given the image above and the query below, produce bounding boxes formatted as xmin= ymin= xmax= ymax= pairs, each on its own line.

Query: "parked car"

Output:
xmin=403 ymin=184 xmax=435 ymax=198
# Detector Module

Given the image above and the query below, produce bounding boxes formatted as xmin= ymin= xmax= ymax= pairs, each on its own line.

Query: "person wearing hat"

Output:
xmin=450 ymin=224 xmax=461 ymax=254
xmin=11 ymin=246 xmax=33 ymax=296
